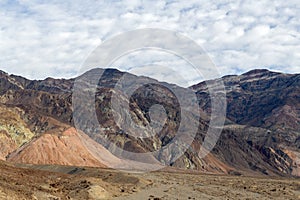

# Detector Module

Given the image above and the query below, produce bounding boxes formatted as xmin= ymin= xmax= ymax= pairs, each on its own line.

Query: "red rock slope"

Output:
xmin=7 ymin=128 xmax=109 ymax=168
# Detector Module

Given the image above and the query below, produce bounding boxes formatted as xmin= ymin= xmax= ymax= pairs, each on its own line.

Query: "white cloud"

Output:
xmin=0 ymin=0 xmax=299 ymax=86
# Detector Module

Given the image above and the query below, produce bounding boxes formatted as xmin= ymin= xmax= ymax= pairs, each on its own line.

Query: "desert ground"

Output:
xmin=0 ymin=161 xmax=299 ymax=200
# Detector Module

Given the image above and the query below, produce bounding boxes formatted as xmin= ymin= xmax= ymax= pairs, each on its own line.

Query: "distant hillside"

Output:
xmin=0 ymin=68 xmax=299 ymax=176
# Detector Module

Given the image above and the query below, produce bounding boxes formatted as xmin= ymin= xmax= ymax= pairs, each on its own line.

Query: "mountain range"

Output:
xmin=0 ymin=68 xmax=299 ymax=177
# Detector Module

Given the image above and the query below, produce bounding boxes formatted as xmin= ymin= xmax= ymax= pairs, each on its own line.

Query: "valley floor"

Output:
xmin=0 ymin=161 xmax=299 ymax=200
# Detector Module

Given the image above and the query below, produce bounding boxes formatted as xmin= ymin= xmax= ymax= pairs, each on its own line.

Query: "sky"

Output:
xmin=0 ymin=0 xmax=299 ymax=86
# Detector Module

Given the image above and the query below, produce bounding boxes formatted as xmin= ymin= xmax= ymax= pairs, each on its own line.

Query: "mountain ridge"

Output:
xmin=0 ymin=68 xmax=299 ymax=176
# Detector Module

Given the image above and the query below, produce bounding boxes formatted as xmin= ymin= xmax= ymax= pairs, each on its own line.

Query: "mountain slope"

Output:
xmin=192 ymin=69 xmax=300 ymax=131
xmin=0 ymin=68 xmax=299 ymax=176
xmin=0 ymin=105 xmax=35 ymax=160
xmin=192 ymin=69 xmax=300 ymax=176
xmin=7 ymin=128 xmax=108 ymax=167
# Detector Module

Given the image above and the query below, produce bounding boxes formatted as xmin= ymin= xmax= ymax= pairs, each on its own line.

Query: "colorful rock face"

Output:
xmin=0 ymin=68 xmax=299 ymax=176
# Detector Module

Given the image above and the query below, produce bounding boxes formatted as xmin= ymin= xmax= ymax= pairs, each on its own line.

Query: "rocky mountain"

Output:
xmin=192 ymin=69 xmax=300 ymax=176
xmin=192 ymin=69 xmax=300 ymax=130
xmin=0 ymin=68 xmax=299 ymax=176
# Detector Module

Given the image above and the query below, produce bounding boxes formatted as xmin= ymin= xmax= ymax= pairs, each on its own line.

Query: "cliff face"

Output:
xmin=0 ymin=69 xmax=299 ymax=176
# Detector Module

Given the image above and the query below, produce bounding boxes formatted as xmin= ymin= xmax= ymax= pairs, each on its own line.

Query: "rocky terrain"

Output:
xmin=0 ymin=68 xmax=299 ymax=178
xmin=193 ymin=69 xmax=300 ymax=176
xmin=0 ymin=161 xmax=299 ymax=199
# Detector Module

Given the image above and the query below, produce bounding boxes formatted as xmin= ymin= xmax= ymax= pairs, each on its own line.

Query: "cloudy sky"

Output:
xmin=0 ymin=0 xmax=299 ymax=86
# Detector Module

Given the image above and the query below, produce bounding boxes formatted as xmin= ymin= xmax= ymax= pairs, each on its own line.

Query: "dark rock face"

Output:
xmin=192 ymin=69 xmax=300 ymax=176
xmin=0 ymin=68 xmax=299 ymax=176
xmin=192 ymin=69 xmax=300 ymax=131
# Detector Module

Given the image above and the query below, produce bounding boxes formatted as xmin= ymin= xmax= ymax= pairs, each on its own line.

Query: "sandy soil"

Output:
xmin=0 ymin=161 xmax=299 ymax=200
xmin=116 ymin=171 xmax=300 ymax=200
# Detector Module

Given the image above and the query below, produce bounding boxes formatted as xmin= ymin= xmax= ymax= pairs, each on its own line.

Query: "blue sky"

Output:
xmin=0 ymin=0 xmax=299 ymax=86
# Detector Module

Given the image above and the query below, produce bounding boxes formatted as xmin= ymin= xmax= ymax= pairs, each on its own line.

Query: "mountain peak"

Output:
xmin=241 ymin=69 xmax=283 ymax=78
xmin=242 ymin=69 xmax=271 ymax=75
xmin=239 ymin=69 xmax=284 ymax=84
